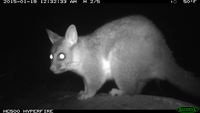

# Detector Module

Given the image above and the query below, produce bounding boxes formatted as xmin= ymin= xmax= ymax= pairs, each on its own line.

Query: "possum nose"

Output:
xmin=50 ymin=64 xmax=63 ymax=74
xmin=50 ymin=65 xmax=57 ymax=72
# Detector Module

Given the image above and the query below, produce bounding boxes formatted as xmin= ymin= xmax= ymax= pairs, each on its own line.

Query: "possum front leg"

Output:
xmin=78 ymin=79 xmax=88 ymax=96
xmin=78 ymin=74 xmax=106 ymax=100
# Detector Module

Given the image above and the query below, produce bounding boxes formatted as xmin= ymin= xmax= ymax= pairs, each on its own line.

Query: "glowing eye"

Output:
xmin=58 ymin=53 xmax=65 ymax=60
xmin=50 ymin=54 xmax=53 ymax=60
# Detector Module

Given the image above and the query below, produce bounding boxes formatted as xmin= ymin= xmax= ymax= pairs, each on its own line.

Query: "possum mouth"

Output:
xmin=52 ymin=62 xmax=79 ymax=74
xmin=52 ymin=65 xmax=67 ymax=74
xmin=53 ymin=68 xmax=67 ymax=74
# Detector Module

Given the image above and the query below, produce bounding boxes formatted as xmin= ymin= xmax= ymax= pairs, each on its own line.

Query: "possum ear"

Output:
xmin=46 ymin=29 xmax=61 ymax=44
xmin=65 ymin=24 xmax=78 ymax=46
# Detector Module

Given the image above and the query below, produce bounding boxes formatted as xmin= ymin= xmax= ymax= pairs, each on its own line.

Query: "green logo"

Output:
xmin=177 ymin=106 xmax=199 ymax=113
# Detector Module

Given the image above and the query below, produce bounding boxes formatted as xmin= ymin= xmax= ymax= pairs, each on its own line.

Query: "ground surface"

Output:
xmin=1 ymin=91 xmax=198 ymax=110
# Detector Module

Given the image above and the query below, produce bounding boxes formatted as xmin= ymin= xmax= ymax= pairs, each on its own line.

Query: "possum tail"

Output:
xmin=166 ymin=64 xmax=200 ymax=98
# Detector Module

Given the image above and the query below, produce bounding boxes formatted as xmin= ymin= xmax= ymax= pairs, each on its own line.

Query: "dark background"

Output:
xmin=0 ymin=2 xmax=200 ymax=106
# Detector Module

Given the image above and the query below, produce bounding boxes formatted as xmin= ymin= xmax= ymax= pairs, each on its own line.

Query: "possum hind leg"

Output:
xmin=110 ymin=64 xmax=149 ymax=96
xmin=110 ymin=77 xmax=147 ymax=96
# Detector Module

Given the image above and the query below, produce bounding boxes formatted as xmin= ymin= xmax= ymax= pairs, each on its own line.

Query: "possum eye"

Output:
xmin=58 ymin=52 xmax=66 ymax=60
xmin=50 ymin=54 xmax=53 ymax=60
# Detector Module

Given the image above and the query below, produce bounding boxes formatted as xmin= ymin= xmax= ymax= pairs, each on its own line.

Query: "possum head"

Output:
xmin=47 ymin=25 xmax=79 ymax=74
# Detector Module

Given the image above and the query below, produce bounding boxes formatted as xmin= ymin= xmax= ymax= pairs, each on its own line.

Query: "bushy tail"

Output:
xmin=166 ymin=66 xmax=200 ymax=98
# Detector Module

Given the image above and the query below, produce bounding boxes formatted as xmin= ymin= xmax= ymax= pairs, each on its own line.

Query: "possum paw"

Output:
xmin=78 ymin=90 xmax=95 ymax=100
xmin=109 ymin=88 xmax=124 ymax=96
xmin=78 ymin=90 xmax=85 ymax=95
xmin=78 ymin=93 xmax=94 ymax=100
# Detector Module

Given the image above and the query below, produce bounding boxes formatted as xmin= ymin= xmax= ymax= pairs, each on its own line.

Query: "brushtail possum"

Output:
xmin=47 ymin=16 xmax=200 ymax=100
